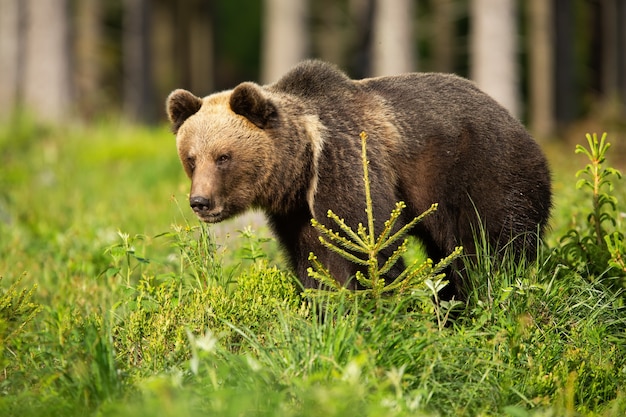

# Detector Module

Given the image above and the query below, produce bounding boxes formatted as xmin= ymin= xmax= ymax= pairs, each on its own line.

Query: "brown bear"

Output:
xmin=166 ymin=60 xmax=551 ymax=300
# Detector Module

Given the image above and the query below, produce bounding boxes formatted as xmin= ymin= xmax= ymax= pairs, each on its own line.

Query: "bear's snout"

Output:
xmin=189 ymin=195 xmax=223 ymax=221
xmin=189 ymin=196 xmax=213 ymax=211
xmin=189 ymin=195 xmax=214 ymax=212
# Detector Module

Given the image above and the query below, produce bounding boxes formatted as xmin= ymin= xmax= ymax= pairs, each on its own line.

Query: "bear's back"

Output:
xmin=270 ymin=61 xmax=523 ymax=146
xmin=359 ymin=72 xmax=522 ymax=142
xmin=271 ymin=60 xmax=357 ymax=101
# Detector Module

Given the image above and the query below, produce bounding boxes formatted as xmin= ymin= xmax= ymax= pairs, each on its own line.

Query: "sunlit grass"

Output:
xmin=1 ymin=120 xmax=625 ymax=416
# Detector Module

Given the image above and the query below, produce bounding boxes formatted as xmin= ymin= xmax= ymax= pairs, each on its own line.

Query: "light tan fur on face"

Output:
xmin=175 ymin=90 xmax=280 ymax=221
xmin=174 ymin=86 xmax=328 ymax=222
xmin=175 ymin=91 xmax=232 ymax=159
xmin=176 ymin=90 xmax=269 ymax=170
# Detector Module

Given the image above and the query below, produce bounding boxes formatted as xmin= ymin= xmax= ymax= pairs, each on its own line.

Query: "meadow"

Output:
xmin=1 ymin=117 xmax=625 ymax=416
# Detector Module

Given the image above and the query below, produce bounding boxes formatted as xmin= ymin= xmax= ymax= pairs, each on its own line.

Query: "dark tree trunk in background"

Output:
xmin=554 ymin=0 xmax=576 ymax=126
xmin=123 ymin=0 xmax=155 ymax=123
xmin=601 ymin=0 xmax=618 ymax=101
xmin=432 ymin=0 xmax=454 ymax=73
xmin=152 ymin=0 xmax=178 ymax=103
xmin=619 ymin=1 xmax=626 ymax=117
xmin=348 ymin=0 xmax=374 ymax=77
xmin=174 ymin=0 xmax=192 ymax=90
xmin=188 ymin=0 xmax=214 ymax=95
xmin=598 ymin=0 xmax=626 ymax=119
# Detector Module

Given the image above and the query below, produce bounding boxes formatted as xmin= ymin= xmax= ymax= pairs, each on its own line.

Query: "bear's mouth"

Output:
xmin=195 ymin=210 xmax=225 ymax=223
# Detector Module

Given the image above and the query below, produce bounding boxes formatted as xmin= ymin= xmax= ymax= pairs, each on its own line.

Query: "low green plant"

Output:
xmin=0 ymin=275 xmax=41 ymax=342
xmin=306 ymin=132 xmax=462 ymax=319
xmin=160 ymin=222 xmax=229 ymax=289
xmin=0 ymin=275 xmax=41 ymax=374
xmin=103 ymin=231 xmax=150 ymax=287
xmin=236 ymin=226 xmax=274 ymax=263
xmin=552 ymin=133 xmax=625 ymax=287
xmin=109 ymin=221 xmax=300 ymax=379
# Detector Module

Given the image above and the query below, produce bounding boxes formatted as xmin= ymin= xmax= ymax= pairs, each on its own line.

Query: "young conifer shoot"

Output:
xmin=306 ymin=131 xmax=463 ymax=309
xmin=555 ymin=132 xmax=625 ymax=285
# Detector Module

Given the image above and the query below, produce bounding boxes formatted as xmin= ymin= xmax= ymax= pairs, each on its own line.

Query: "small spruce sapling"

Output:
xmin=306 ymin=131 xmax=462 ymax=307
xmin=555 ymin=132 xmax=625 ymax=283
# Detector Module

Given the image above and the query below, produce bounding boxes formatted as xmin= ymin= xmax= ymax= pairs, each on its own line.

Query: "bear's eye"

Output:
xmin=186 ymin=156 xmax=196 ymax=172
xmin=216 ymin=154 xmax=231 ymax=166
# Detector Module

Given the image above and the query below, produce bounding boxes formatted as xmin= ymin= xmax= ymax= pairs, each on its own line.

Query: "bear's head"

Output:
xmin=166 ymin=83 xmax=281 ymax=223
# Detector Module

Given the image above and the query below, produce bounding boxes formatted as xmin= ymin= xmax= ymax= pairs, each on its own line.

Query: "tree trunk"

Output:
xmin=123 ymin=0 xmax=155 ymax=123
xmin=22 ymin=0 xmax=72 ymax=122
xmin=75 ymin=0 xmax=102 ymax=120
xmin=312 ymin=0 xmax=348 ymax=71
xmin=188 ymin=0 xmax=214 ymax=95
xmin=347 ymin=0 xmax=374 ymax=77
xmin=371 ymin=0 xmax=415 ymax=76
xmin=619 ymin=0 xmax=626 ymax=117
xmin=0 ymin=0 xmax=22 ymax=118
xmin=527 ymin=0 xmax=554 ymax=139
xmin=432 ymin=0 xmax=454 ymax=73
xmin=261 ymin=0 xmax=308 ymax=84
xmin=152 ymin=0 xmax=177 ymax=104
xmin=554 ymin=0 xmax=576 ymax=126
xmin=470 ymin=0 xmax=519 ymax=118
xmin=601 ymin=0 xmax=618 ymax=101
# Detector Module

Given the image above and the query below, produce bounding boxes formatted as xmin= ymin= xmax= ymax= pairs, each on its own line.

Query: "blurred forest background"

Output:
xmin=0 ymin=0 xmax=625 ymax=142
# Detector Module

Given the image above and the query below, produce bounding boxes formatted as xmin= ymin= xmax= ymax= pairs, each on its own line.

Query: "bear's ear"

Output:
xmin=166 ymin=89 xmax=203 ymax=133
xmin=230 ymin=82 xmax=277 ymax=129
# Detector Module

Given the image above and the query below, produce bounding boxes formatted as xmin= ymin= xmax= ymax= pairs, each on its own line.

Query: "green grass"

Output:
xmin=1 ymin=118 xmax=625 ymax=416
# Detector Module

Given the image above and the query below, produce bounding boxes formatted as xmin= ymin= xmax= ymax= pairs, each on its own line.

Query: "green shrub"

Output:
xmin=0 ymin=275 xmax=41 ymax=373
xmin=552 ymin=133 xmax=625 ymax=289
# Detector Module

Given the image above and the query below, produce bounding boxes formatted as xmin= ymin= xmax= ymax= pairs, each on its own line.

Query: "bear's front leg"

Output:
xmin=267 ymin=209 xmax=367 ymax=289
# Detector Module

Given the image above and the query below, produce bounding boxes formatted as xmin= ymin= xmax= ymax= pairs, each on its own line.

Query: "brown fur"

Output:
xmin=166 ymin=60 xmax=552 ymax=299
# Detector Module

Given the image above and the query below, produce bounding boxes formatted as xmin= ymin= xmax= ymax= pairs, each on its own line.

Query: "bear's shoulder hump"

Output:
xmin=271 ymin=60 xmax=355 ymax=98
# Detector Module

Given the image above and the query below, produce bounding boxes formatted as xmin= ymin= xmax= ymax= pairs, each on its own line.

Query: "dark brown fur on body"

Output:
xmin=166 ymin=60 xmax=552 ymax=300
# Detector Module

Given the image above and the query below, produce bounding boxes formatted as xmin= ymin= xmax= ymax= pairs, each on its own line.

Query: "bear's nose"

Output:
xmin=189 ymin=196 xmax=213 ymax=212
